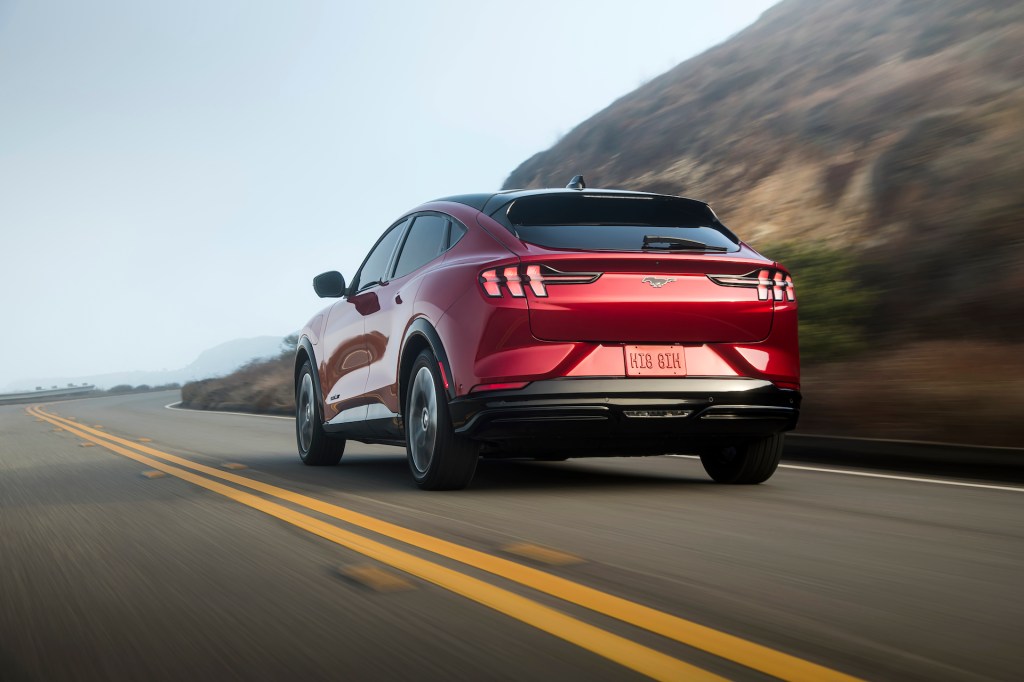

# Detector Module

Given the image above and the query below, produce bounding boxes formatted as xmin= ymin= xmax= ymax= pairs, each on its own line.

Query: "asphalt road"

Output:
xmin=2 ymin=391 xmax=1021 ymax=681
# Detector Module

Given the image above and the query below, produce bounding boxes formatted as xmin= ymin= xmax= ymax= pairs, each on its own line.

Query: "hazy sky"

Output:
xmin=0 ymin=0 xmax=778 ymax=388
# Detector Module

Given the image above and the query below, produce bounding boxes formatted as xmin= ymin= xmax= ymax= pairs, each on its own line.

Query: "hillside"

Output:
xmin=505 ymin=0 xmax=1024 ymax=343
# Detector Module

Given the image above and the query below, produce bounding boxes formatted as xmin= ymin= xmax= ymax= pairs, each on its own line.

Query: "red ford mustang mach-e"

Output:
xmin=295 ymin=178 xmax=799 ymax=490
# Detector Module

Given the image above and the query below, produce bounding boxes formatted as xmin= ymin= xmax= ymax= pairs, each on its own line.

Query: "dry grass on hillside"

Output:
xmin=799 ymin=340 xmax=1024 ymax=447
xmin=180 ymin=355 xmax=293 ymax=415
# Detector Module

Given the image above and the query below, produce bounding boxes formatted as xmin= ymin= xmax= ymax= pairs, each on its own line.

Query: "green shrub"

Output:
xmin=761 ymin=242 xmax=875 ymax=364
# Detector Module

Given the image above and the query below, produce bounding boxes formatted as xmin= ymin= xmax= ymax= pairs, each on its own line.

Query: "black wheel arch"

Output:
xmin=295 ymin=336 xmax=326 ymax=418
xmin=399 ymin=318 xmax=456 ymax=413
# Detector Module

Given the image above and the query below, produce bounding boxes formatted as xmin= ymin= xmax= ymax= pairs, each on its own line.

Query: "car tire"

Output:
xmin=699 ymin=433 xmax=784 ymax=484
xmin=296 ymin=361 xmax=345 ymax=466
xmin=405 ymin=349 xmax=479 ymax=490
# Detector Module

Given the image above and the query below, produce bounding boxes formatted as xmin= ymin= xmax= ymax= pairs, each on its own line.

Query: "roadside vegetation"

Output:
xmin=104 ymin=383 xmax=182 ymax=394
xmin=760 ymin=242 xmax=874 ymax=364
xmin=180 ymin=337 xmax=294 ymax=415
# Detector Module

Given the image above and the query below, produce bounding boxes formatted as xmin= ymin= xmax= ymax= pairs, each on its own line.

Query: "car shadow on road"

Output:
xmin=470 ymin=458 xmax=713 ymax=491
xmin=260 ymin=452 xmax=714 ymax=493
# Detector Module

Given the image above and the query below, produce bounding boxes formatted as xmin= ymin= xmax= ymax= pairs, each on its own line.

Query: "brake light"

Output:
xmin=479 ymin=265 xmax=601 ymax=298
xmin=707 ymin=269 xmax=795 ymax=302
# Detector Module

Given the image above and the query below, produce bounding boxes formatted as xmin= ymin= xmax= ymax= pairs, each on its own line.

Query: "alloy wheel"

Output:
xmin=298 ymin=372 xmax=315 ymax=453
xmin=408 ymin=365 xmax=438 ymax=474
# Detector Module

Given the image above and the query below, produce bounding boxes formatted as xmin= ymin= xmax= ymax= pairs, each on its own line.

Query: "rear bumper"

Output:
xmin=449 ymin=377 xmax=800 ymax=448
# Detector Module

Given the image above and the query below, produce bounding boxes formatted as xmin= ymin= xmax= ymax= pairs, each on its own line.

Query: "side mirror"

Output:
xmin=313 ymin=271 xmax=347 ymax=298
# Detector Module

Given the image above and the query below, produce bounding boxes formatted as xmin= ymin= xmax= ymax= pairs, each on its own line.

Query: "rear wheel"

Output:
xmin=406 ymin=350 xmax=478 ymax=490
xmin=699 ymin=433 xmax=783 ymax=484
xmin=296 ymin=362 xmax=345 ymax=466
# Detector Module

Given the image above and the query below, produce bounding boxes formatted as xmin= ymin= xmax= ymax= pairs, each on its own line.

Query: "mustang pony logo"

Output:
xmin=642 ymin=276 xmax=676 ymax=288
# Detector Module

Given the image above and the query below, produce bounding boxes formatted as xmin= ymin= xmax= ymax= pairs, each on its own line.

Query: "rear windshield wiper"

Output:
xmin=642 ymin=235 xmax=728 ymax=251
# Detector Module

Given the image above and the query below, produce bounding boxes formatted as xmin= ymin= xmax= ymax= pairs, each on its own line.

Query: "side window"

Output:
xmin=447 ymin=221 xmax=467 ymax=249
xmin=392 ymin=214 xmax=448 ymax=280
xmin=353 ymin=219 xmax=408 ymax=292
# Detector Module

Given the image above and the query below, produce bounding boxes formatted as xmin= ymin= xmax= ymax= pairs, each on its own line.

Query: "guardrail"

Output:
xmin=0 ymin=385 xmax=96 ymax=405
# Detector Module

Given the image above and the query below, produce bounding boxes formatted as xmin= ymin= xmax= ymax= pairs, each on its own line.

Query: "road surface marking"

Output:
xmin=31 ymin=405 xmax=860 ymax=682
xmin=340 ymin=564 xmax=416 ymax=593
xmin=667 ymin=455 xmax=1024 ymax=493
xmin=165 ymin=401 xmax=293 ymax=420
xmin=30 ymin=406 xmax=721 ymax=682
xmin=78 ymin=442 xmax=95 ymax=447
xmin=779 ymin=463 xmax=1024 ymax=493
xmin=141 ymin=470 xmax=167 ymax=479
xmin=222 ymin=462 xmax=248 ymax=470
xmin=138 ymin=437 xmax=152 ymax=442
xmin=503 ymin=543 xmax=584 ymax=566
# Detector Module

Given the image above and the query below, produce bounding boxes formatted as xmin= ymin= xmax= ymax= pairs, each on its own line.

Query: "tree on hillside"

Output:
xmin=280 ymin=333 xmax=300 ymax=356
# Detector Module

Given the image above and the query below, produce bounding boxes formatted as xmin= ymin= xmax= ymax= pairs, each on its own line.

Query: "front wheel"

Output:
xmin=699 ymin=433 xmax=784 ymax=484
xmin=405 ymin=350 xmax=478 ymax=490
xmin=296 ymin=362 xmax=345 ymax=466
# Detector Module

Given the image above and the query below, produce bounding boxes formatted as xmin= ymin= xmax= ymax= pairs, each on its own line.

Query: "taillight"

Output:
xmin=707 ymin=269 xmax=795 ymax=302
xmin=479 ymin=265 xmax=601 ymax=298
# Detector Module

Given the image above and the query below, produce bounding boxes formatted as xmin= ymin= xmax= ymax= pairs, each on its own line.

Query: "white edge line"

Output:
xmin=788 ymin=432 xmax=1024 ymax=453
xmin=666 ymin=455 xmax=1024 ymax=493
xmin=165 ymin=402 xmax=293 ymax=420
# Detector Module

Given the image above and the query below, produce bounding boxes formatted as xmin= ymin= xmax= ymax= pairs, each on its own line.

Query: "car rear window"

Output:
xmin=495 ymin=193 xmax=739 ymax=252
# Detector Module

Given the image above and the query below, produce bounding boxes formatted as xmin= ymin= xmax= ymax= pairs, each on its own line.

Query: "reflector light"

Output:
xmin=623 ymin=409 xmax=692 ymax=419
xmin=707 ymin=268 xmax=795 ymax=303
xmin=470 ymin=381 xmax=530 ymax=393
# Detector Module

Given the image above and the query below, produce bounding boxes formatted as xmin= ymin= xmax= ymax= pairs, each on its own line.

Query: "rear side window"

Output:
xmin=447 ymin=221 xmax=467 ymax=249
xmin=393 ymin=214 xmax=448 ymax=280
xmin=496 ymin=194 xmax=738 ymax=252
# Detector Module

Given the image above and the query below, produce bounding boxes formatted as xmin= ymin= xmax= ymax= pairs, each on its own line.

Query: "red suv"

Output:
xmin=295 ymin=178 xmax=799 ymax=489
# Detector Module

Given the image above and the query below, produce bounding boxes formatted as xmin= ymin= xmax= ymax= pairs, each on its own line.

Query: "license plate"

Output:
xmin=624 ymin=346 xmax=686 ymax=377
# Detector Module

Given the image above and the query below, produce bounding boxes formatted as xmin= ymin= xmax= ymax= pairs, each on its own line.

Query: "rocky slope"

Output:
xmin=505 ymin=0 xmax=1024 ymax=342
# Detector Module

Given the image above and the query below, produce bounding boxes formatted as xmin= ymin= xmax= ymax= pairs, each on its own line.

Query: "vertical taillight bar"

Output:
xmin=503 ymin=267 xmax=525 ymax=297
xmin=480 ymin=269 xmax=502 ymax=297
xmin=525 ymin=265 xmax=547 ymax=297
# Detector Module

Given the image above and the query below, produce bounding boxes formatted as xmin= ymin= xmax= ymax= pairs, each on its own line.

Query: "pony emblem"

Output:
xmin=642 ymin=276 xmax=676 ymax=288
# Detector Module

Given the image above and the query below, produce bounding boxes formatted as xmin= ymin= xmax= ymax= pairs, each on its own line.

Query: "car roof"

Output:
xmin=433 ymin=187 xmax=711 ymax=217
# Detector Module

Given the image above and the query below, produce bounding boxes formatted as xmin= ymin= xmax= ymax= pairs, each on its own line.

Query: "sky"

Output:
xmin=0 ymin=0 xmax=779 ymax=389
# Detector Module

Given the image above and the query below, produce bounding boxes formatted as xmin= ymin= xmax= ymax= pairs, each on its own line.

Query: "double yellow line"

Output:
xmin=30 ymin=405 xmax=860 ymax=682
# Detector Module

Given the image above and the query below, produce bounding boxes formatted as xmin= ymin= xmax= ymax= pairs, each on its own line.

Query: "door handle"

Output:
xmin=394 ymin=292 xmax=403 ymax=304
